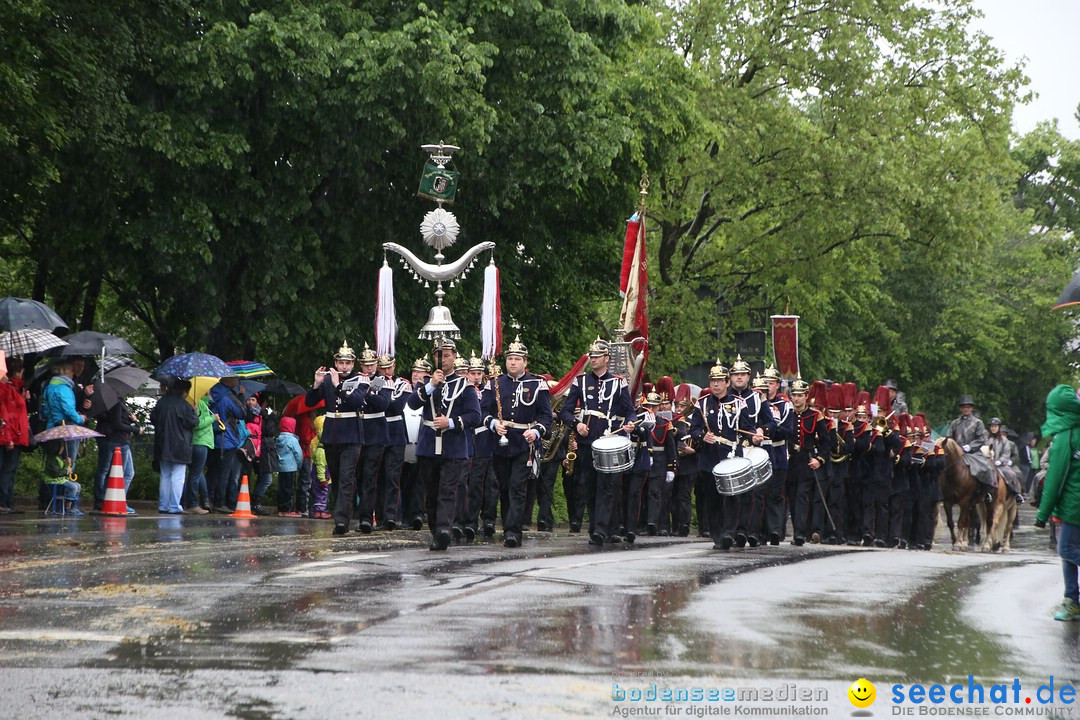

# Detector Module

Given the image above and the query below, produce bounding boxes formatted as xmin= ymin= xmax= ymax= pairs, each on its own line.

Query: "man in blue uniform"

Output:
xmin=691 ymin=360 xmax=742 ymax=550
xmin=408 ymin=339 xmax=481 ymax=551
xmin=762 ymin=365 xmax=795 ymax=545
xmin=728 ymin=356 xmax=774 ymax=547
xmin=485 ymin=336 xmax=552 ymax=548
xmin=306 ymin=341 xmax=376 ymax=536
xmin=558 ymin=337 xmax=637 ymax=547
xmin=355 ymin=343 xmax=391 ymax=532
xmin=375 ymin=354 xmax=411 ymax=530
xmin=460 ymin=353 xmax=497 ymax=540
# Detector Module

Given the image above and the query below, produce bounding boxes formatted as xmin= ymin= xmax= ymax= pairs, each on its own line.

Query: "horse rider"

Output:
xmin=988 ymin=418 xmax=1025 ymax=502
xmin=945 ymin=395 xmax=996 ymax=504
xmin=883 ymin=379 xmax=909 ymax=416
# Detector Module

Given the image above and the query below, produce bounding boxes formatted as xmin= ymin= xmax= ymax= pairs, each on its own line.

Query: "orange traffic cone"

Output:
xmin=101 ymin=446 xmax=129 ymax=516
xmin=230 ymin=475 xmax=257 ymax=519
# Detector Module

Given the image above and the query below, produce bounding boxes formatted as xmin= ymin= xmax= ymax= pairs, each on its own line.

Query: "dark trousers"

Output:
xmin=867 ymin=468 xmax=891 ymax=540
xmin=401 ymin=460 xmax=425 ymax=525
xmin=212 ymin=448 xmax=242 ymax=508
xmin=328 ymin=443 xmax=362 ymax=528
xmin=920 ymin=480 xmax=939 ymax=547
xmin=458 ymin=456 xmax=491 ymax=531
xmin=763 ymin=467 xmax=787 ymax=538
xmin=812 ymin=469 xmax=844 ymax=540
xmin=419 ymin=456 xmax=470 ymax=536
xmin=672 ymin=471 xmax=694 ymax=535
xmin=564 ymin=464 xmax=583 ymax=528
xmin=493 ymin=454 xmax=532 ymax=542
xmin=277 ymin=471 xmax=297 ymax=512
xmin=694 ymin=471 xmax=711 ymax=535
xmin=790 ymin=460 xmax=815 ymax=540
xmin=0 ymin=446 xmax=20 ymax=508
xmin=579 ymin=454 xmax=616 ymax=539
xmin=845 ymin=471 xmax=862 ymax=541
xmin=376 ymin=444 xmax=405 ymax=525
xmin=357 ymin=444 xmax=384 ymax=526
xmin=887 ymin=479 xmax=909 ymax=543
xmin=536 ymin=459 xmax=559 ymax=529
xmin=699 ymin=471 xmax=726 ymax=543
xmin=183 ymin=443 xmax=210 ymax=509
xmin=646 ymin=472 xmax=665 ymax=530
xmin=623 ymin=471 xmax=647 ymax=535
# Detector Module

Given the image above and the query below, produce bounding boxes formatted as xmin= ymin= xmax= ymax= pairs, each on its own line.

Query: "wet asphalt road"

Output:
xmin=0 ymin=502 xmax=1075 ymax=719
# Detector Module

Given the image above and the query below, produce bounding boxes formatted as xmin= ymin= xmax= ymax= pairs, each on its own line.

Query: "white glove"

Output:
xmin=994 ymin=460 xmax=1002 ymax=466
xmin=370 ymin=375 xmax=387 ymax=392
xmin=962 ymin=444 xmax=971 ymax=452
xmin=665 ymin=471 xmax=675 ymax=484
xmin=1006 ymin=460 xmax=1013 ymax=467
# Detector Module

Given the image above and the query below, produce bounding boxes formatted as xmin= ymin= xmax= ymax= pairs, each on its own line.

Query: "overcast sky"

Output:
xmin=969 ymin=0 xmax=1080 ymax=140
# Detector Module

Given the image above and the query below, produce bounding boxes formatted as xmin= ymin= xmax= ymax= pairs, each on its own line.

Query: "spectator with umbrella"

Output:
xmin=183 ymin=393 xmax=216 ymax=514
xmin=151 ymin=379 xmax=199 ymax=514
xmin=0 ymin=356 xmax=30 ymax=513
xmin=208 ymin=376 xmax=252 ymax=513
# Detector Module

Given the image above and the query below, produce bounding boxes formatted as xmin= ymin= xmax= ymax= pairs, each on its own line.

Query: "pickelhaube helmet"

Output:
xmin=730 ymin=354 xmax=751 ymax=374
xmin=435 ymin=337 xmax=457 ymax=351
xmin=377 ymin=354 xmax=395 ymax=369
xmin=588 ymin=336 xmax=610 ymax=357
xmin=762 ymin=364 xmax=782 ymax=381
xmin=334 ymin=340 xmax=357 ymax=361
xmin=752 ymin=375 xmax=768 ymax=392
xmin=411 ymin=357 xmax=433 ymax=374
xmin=708 ymin=359 xmax=729 ymax=380
xmin=452 ymin=354 xmax=470 ymax=372
xmin=641 ymin=391 xmax=662 ymax=407
xmin=789 ymin=376 xmax=810 ymax=395
xmin=359 ymin=342 xmax=378 ymax=365
xmin=505 ymin=335 xmax=528 ymax=358
xmin=468 ymin=352 xmax=485 ymax=372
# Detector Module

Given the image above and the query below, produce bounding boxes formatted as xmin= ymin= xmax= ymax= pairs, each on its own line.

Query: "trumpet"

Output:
xmin=872 ymin=411 xmax=895 ymax=434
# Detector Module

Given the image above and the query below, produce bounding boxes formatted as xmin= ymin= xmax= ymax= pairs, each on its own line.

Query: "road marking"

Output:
xmin=0 ymin=630 xmax=135 ymax=643
xmin=277 ymin=553 xmax=390 ymax=578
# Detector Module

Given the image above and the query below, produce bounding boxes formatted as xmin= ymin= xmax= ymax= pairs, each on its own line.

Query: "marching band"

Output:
xmin=308 ymin=335 xmax=953 ymax=552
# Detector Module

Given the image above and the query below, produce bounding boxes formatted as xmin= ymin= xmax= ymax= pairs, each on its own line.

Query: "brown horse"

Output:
xmin=936 ymin=438 xmax=1001 ymax=551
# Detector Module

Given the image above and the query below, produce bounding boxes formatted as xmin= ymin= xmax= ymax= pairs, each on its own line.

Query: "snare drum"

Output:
xmin=743 ymin=446 xmax=773 ymax=486
xmin=712 ymin=457 xmax=756 ymax=496
xmin=592 ymin=434 xmax=635 ymax=473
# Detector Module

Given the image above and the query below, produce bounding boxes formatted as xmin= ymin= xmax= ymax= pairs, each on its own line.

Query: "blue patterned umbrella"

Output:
xmin=153 ymin=352 xmax=236 ymax=380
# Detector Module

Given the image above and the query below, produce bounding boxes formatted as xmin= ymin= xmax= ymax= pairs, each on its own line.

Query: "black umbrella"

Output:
xmin=259 ymin=377 xmax=306 ymax=396
xmin=47 ymin=330 xmax=136 ymax=357
xmin=0 ymin=297 xmax=67 ymax=332
xmin=88 ymin=366 xmax=153 ymax=417
xmin=1053 ymin=269 xmax=1080 ymax=310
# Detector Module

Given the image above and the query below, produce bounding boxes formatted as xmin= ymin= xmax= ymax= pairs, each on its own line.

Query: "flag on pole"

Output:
xmin=617 ymin=212 xmax=649 ymax=339
xmin=771 ymin=315 xmax=800 ymax=380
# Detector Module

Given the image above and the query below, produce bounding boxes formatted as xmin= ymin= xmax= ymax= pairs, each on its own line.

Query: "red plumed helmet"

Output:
xmin=842 ymin=382 xmax=857 ymax=410
xmin=674 ymin=384 xmax=692 ymax=404
xmin=809 ymin=380 xmax=829 ymax=408
xmin=873 ymin=385 xmax=892 ymax=416
xmin=855 ymin=390 xmax=871 ymax=414
xmin=655 ymin=376 xmax=676 ymax=403
xmin=827 ymin=383 xmax=844 ymax=411
xmin=897 ymin=413 xmax=910 ymax=435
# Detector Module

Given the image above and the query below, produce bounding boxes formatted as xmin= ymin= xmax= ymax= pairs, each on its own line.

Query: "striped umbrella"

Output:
xmin=0 ymin=329 xmax=68 ymax=357
xmin=226 ymin=360 xmax=275 ymax=378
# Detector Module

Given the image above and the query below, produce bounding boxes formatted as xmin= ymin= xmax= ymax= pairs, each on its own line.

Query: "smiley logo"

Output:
xmin=848 ymin=677 xmax=876 ymax=708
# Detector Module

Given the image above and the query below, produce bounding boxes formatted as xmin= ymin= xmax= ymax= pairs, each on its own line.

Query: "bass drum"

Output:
xmin=591 ymin=434 xmax=635 ymax=474
xmin=743 ymin=446 xmax=773 ymax=486
xmin=712 ymin=457 xmax=756 ymax=496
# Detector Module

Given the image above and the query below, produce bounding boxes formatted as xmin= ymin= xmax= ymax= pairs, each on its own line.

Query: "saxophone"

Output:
xmin=564 ymin=432 xmax=578 ymax=473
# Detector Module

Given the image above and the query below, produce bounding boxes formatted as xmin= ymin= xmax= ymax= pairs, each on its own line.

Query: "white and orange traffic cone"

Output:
xmin=101 ymin=447 xmax=129 ymax=517
xmin=230 ymin=475 xmax=257 ymax=519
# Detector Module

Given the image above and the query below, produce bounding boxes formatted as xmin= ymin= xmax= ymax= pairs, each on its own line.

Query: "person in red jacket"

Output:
xmin=0 ymin=357 xmax=31 ymax=513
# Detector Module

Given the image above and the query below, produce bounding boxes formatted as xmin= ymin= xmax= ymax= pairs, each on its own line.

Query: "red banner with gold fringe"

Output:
xmin=771 ymin=315 xmax=800 ymax=380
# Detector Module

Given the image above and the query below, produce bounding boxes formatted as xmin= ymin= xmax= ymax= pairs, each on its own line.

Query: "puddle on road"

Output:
xmin=461 ymin=557 xmax=1027 ymax=682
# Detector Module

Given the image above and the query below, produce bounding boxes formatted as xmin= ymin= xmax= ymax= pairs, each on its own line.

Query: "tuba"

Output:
xmin=542 ymin=396 xmax=570 ymax=463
